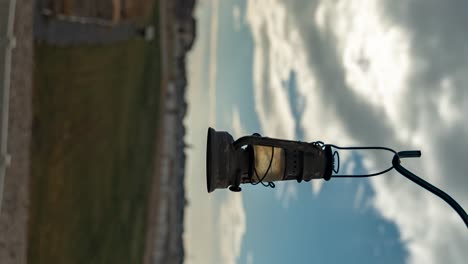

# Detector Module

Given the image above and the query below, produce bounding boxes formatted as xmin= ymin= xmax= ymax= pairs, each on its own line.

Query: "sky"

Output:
xmin=184 ymin=0 xmax=468 ymax=264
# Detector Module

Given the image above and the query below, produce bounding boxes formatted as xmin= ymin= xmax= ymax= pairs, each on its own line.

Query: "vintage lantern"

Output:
xmin=206 ymin=127 xmax=335 ymax=193
xmin=206 ymin=127 xmax=468 ymax=228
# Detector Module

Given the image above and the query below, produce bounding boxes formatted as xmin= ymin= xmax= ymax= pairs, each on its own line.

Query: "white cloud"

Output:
xmin=310 ymin=181 xmax=323 ymax=196
xmin=184 ymin=1 xmax=220 ymax=263
xmin=246 ymin=251 xmax=254 ymax=264
xmin=232 ymin=5 xmax=242 ymax=32
xmin=274 ymin=181 xmax=299 ymax=208
xmin=437 ymin=78 xmax=462 ymax=126
xmin=246 ymin=0 xmax=468 ymax=264
xmin=353 ymin=182 xmax=365 ymax=210
xmin=231 ymin=106 xmax=245 ymax=138
xmin=312 ymin=180 xmax=324 ymax=196
xmin=208 ymin=0 xmax=219 ymax=126
xmin=317 ymin=0 xmax=412 ymax=142
xmin=315 ymin=1 xmax=468 ymax=263
xmin=218 ymin=107 xmax=248 ymax=263
xmin=246 ymin=0 xmax=358 ymax=197
xmin=246 ymin=0 xmax=303 ymax=202
xmin=218 ymin=193 xmax=246 ymax=264
xmin=246 ymin=0 xmax=297 ymax=140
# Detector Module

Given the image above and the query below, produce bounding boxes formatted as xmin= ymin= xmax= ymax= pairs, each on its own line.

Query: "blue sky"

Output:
xmin=185 ymin=1 xmax=468 ymax=264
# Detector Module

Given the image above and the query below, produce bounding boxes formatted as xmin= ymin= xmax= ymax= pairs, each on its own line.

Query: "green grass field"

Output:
xmin=28 ymin=13 xmax=161 ymax=264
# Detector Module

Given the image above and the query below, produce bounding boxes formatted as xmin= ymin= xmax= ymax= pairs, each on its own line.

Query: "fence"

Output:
xmin=0 ymin=0 xmax=16 ymax=212
xmin=40 ymin=0 xmax=153 ymax=25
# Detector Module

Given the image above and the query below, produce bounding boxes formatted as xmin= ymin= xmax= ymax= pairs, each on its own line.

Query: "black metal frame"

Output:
xmin=392 ymin=151 xmax=468 ymax=228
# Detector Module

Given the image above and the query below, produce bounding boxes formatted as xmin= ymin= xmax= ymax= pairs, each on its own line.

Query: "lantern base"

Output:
xmin=206 ymin=128 xmax=217 ymax=193
xmin=207 ymin=127 xmax=248 ymax=192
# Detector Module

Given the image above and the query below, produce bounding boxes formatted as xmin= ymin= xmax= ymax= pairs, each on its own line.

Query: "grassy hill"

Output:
xmin=28 ymin=7 xmax=161 ymax=264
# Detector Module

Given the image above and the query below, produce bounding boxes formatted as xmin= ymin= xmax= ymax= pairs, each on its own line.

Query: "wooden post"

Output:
xmin=112 ymin=0 xmax=121 ymax=24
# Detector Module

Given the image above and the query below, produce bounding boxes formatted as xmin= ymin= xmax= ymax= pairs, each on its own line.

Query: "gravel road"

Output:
xmin=0 ymin=0 xmax=33 ymax=263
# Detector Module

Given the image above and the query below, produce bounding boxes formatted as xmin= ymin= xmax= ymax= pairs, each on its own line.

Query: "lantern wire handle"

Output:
xmin=322 ymin=144 xmax=397 ymax=178
xmin=250 ymin=146 xmax=276 ymax=188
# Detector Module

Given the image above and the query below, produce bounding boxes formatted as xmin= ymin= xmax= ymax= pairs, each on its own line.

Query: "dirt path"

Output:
xmin=143 ymin=0 xmax=170 ymax=262
xmin=0 ymin=0 xmax=33 ymax=263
